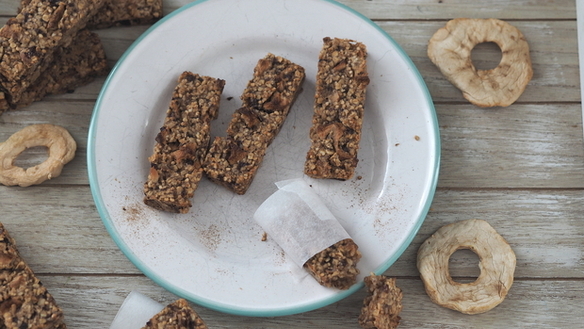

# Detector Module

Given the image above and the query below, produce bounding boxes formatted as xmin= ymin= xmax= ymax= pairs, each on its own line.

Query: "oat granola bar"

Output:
xmin=304 ymin=37 xmax=369 ymax=180
xmin=203 ymin=53 xmax=305 ymax=195
xmin=359 ymin=275 xmax=403 ymax=329
xmin=303 ymin=238 xmax=361 ymax=290
xmin=0 ymin=0 xmax=105 ymax=107
xmin=87 ymin=0 xmax=163 ymax=28
xmin=0 ymin=29 xmax=109 ymax=114
xmin=144 ymin=72 xmax=225 ymax=213
xmin=142 ymin=299 xmax=208 ymax=329
xmin=20 ymin=0 xmax=163 ymax=29
xmin=0 ymin=222 xmax=67 ymax=329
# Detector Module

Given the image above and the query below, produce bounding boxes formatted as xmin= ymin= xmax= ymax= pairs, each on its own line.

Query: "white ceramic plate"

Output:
xmin=88 ymin=0 xmax=440 ymax=317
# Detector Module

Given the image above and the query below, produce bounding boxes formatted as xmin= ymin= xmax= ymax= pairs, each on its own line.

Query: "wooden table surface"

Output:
xmin=1 ymin=0 xmax=583 ymax=328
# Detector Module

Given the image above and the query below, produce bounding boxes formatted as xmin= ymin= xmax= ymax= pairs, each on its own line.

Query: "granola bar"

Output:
xmin=203 ymin=53 xmax=305 ymax=194
xmin=303 ymin=238 xmax=361 ymax=290
xmin=0 ymin=29 xmax=109 ymax=114
xmin=359 ymin=275 xmax=403 ymax=329
xmin=0 ymin=0 xmax=105 ymax=106
xmin=144 ymin=72 xmax=225 ymax=213
xmin=0 ymin=222 xmax=67 ymax=329
xmin=142 ymin=299 xmax=208 ymax=329
xmin=304 ymin=37 xmax=370 ymax=180
xmin=19 ymin=0 xmax=163 ymax=29
xmin=88 ymin=0 xmax=163 ymax=29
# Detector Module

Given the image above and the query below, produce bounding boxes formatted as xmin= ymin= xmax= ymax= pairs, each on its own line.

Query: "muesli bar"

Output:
xmin=19 ymin=0 xmax=163 ymax=29
xmin=304 ymin=37 xmax=370 ymax=180
xmin=142 ymin=299 xmax=208 ymax=329
xmin=144 ymin=72 xmax=225 ymax=214
xmin=303 ymin=238 xmax=362 ymax=290
xmin=358 ymin=275 xmax=403 ymax=329
xmin=0 ymin=29 xmax=109 ymax=114
xmin=0 ymin=0 xmax=105 ymax=106
xmin=0 ymin=222 xmax=67 ymax=329
xmin=88 ymin=0 xmax=163 ymax=28
xmin=203 ymin=53 xmax=305 ymax=195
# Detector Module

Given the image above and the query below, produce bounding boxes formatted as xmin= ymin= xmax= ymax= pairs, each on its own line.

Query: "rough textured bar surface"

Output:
xmin=20 ymin=0 xmax=163 ymax=29
xmin=86 ymin=0 xmax=163 ymax=29
xmin=0 ymin=222 xmax=67 ymax=329
xmin=142 ymin=299 xmax=208 ymax=329
xmin=304 ymin=37 xmax=369 ymax=180
xmin=359 ymin=275 xmax=403 ymax=329
xmin=203 ymin=53 xmax=305 ymax=195
xmin=0 ymin=0 xmax=105 ymax=107
xmin=144 ymin=72 xmax=225 ymax=213
xmin=0 ymin=29 xmax=109 ymax=113
xmin=303 ymin=238 xmax=361 ymax=290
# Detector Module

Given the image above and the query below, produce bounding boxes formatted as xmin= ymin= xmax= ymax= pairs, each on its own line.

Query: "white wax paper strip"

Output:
xmin=110 ymin=291 xmax=164 ymax=329
xmin=254 ymin=179 xmax=350 ymax=267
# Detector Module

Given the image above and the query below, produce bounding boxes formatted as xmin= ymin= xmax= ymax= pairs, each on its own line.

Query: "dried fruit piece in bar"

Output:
xmin=303 ymin=238 xmax=362 ymax=290
xmin=141 ymin=299 xmax=208 ymax=329
xmin=0 ymin=222 xmax=67 ymax=329
xmin=203 ymin=53 xmax=305 ymax=195
xmin=359 ymin=274 xmax=403 ymax=329
xmin=0 ymin=0 xmax=106 ymax=107
xmin=144 ymin=72 xmax=225 ymax=213
xmin=0 ymin=29 xmax=109 ymax=114
xmin=304 ymin=37 xmax=369 ymax=180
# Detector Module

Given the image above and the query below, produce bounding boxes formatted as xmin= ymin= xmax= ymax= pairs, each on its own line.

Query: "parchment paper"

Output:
xmin=253 ymin=179 xmax=350 ymax=267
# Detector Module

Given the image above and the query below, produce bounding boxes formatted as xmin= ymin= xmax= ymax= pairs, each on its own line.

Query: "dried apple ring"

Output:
xmin=0 ymin=124 xmax=76 ymax=187
xmin=428 ymin=18 xmax=533 ymax=107
xmin=417 ymin=219 xmax=516 ymax=314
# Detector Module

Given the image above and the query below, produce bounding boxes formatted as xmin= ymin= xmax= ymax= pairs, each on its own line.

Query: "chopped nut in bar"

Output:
xmin=142 ymin=299 xmax=208 ymax=329
xmin=303 ymin=238 xmax=362 ymax=290
xmin=203 ymin=53 xmax=305 ymax=195
xmin=0 ymin=222 xmax=67 ymax=329
xmin=144 ymin=72 xmax=225 ymax=213
xmin=359 ymin=274 xmax=403 ymax=329
xmin=305 ymin=37 xmax=370 ymax=180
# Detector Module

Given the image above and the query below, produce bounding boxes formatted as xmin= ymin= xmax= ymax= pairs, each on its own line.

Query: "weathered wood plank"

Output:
xmin=381 ymin=20 xmax=580 ymax=104
xmin=3 ymin=101 xmax=582 ymax=188
xmin=1 ymin=186 xmax=583 ymax=278
xmin=0 ymin=18 xmax=576 ymax=104
xmin=389 ymin=189 xmax=584 ymax=278
xmin=0 ymin=105 xmax=582 ymax=187
xmin=0 ymin=11 xmax=578 ymax=105
xmin=436 ymin=103 xmax=584 ymax=188
xmin=0 ymin=186 xmax=138 ymax=274
xmin=42 ymin=275 xmax=584 ymax=328
xmin=0 ymin=0 xmax=575 ymax=20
